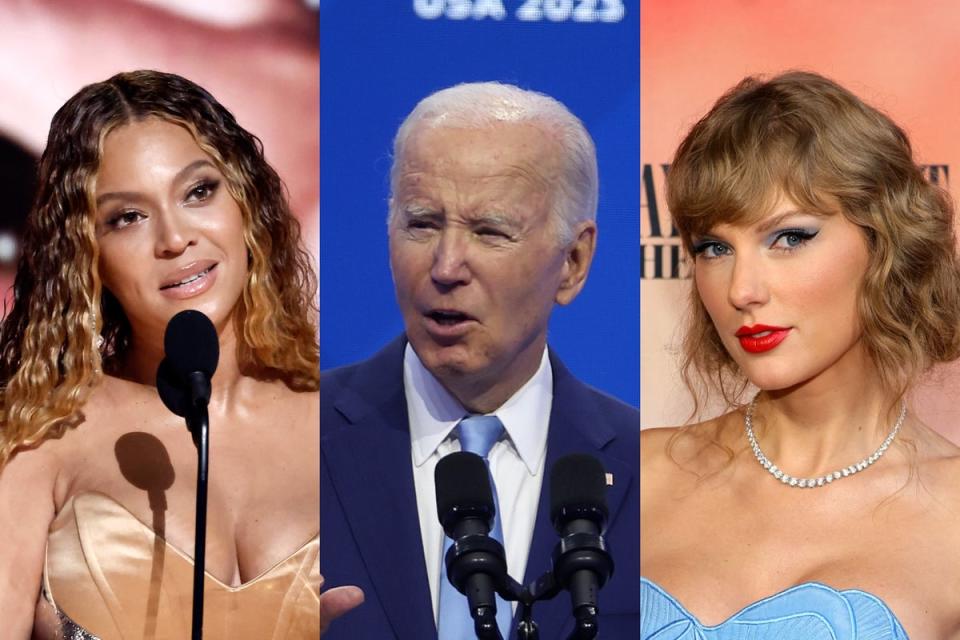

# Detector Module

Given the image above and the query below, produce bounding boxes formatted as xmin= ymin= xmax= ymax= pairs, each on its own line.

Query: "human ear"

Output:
xmin=555 ymin=221 xmax=597 ymax=306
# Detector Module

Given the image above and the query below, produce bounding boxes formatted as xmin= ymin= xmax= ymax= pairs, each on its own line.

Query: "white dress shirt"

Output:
xmin=404 ymin=343 xmax=552 ymax=625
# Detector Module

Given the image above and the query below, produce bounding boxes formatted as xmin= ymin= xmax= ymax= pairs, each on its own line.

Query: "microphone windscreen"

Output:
xmin=156 ymin=358 xmax=189 ymax=417
xmin=435 ymin=451 xmax=494 ymax=524
xmin=550 ymin=453 xmax=609 ymax=527
xmin=163 ymin=309 xmax=219 ymax=378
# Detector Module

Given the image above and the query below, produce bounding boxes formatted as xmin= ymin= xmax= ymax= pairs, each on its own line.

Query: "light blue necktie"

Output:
xmin=437 ymin=414 xmax=512 ymax=638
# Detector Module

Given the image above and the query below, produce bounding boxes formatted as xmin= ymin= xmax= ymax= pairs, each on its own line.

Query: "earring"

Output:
xmin=91 ymin=312 xmax=104 ymax=351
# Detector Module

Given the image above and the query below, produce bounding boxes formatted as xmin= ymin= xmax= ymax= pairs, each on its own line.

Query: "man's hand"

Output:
xmin=320 ymin=574 xmax=364 ymax=636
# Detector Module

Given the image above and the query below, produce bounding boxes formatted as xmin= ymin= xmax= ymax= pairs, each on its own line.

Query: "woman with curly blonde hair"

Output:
xmin=641 ymin=71 xmax=960 ymax=639
xmin=0 ymin=70 xmax=327 ymax=638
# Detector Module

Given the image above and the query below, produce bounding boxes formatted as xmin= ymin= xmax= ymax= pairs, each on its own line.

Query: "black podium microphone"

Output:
xmin=155 ymin=309 xmax=219 ymax=640
xmin=156 ymin=309 xmax=219 ymax=425
xmin=550 ymin=454 xmax=614 ymax=640
xmin=436 ymin=451 xmax=507 ymax=640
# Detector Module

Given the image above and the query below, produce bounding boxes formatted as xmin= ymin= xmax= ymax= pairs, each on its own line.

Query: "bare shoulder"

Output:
xmin=288 ymin=384 xmax=319 ymax=416
xmin=82 ymin=374 xmax=162 ymax=424
xmin=0 ymin=439 xmax=60 ymax=502
xmin=890 ymin=419 xmax=960 ymax=618
xmin=0 ymin=443 xmax=59 ymax=540
xmin=0 ymin=442 xmax=60 ymax=634
xmin=46 ymin=375 xmax=167 ymax=456
xmin=640 ymin=426 xmax=684 ymax=498
xmin=261 ymin=381 xmax=318 ymax=428
xmin=283 ymin=386 xmax=319 ymax=443
xmin=641 ymin=411 xmax=743 ymax=490
xmin=642 ymin=412 xmax=742 ymax=465
xmin=908 ymin=420 xmax=960 ymax=498
xmin=639 ymin=425 xmax=679 ymax=467
xmin=876 ymin=418 xmax=960 ymax=560
xmin=235 ymin=381 xmax=319 ymax=463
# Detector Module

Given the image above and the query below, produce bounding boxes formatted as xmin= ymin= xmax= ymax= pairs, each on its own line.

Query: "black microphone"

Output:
xmin=154 ymin=309 xmax=219 ymax=640
xmin=550 ymin=454 xmax=614 ymax=639
xmin=156 ymin=309 xmax=219 ymax=420
xmin=435 ymin=451 xmax=507 ymax=640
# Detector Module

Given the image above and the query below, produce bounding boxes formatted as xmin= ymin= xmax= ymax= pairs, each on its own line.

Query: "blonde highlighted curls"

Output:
xmin=667 ymin=71 xmax=960 ymax=414
xmin=0 ymin=70 xmax=318 ymax=465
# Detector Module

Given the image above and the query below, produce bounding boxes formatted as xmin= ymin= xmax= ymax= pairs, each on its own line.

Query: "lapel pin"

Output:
xmin=605 ymin=472 xmax=614 ymax=486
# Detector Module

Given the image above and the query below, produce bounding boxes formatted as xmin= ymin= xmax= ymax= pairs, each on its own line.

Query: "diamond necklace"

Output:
xmin=744 ymin=396 xmax=906 ymax=488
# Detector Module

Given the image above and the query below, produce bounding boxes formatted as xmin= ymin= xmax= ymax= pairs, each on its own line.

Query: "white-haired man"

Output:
xmin=320 ymin=82 xmax=639 ymax=639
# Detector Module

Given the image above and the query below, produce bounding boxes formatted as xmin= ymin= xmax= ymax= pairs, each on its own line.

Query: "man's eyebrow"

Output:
xmin=469 ymin=212 xmax=521 ymax=229
xmin=401 ymin=204 xmax=441 ymax=217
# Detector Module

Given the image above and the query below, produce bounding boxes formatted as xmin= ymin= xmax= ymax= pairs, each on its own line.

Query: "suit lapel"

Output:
xmin=322 ymin=338 xmax=437 ymax=640
xmin=516 ymin=354 xmax=634 ymax=640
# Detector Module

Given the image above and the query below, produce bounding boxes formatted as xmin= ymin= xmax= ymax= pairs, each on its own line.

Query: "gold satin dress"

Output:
xmin=35 ymin=492 xmax=320 ymax=639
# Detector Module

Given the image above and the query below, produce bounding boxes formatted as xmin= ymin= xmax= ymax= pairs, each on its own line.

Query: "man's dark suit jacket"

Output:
xmin=321 ymin=337 xmax=639 ymax=639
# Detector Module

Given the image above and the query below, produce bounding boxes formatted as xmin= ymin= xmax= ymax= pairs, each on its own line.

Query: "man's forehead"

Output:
xmin=398 ymin=121 xmax=561 ymax=172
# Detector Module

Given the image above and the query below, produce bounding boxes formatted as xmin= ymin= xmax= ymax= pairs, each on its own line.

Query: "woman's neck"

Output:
xmin=116 ymin=320 xmax=246 ymax=405
xmin=749 ymin=360 xmax=903 ymax=478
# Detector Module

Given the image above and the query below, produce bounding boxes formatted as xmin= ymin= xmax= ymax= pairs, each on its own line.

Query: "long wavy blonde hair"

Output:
xmin=0 ymin=70 xmax=318 ymax=465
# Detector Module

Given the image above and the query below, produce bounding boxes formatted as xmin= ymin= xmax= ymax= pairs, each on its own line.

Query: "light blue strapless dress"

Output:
xmin=641 ymin=577 xmax=908 ymax=639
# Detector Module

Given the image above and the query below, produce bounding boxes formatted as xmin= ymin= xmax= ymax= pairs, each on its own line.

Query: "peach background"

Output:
xmin=641 ymin=1 xmax=960 ymax=440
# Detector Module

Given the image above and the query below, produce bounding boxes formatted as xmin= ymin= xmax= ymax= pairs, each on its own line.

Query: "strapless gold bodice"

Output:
xmin=39 ymin=492 xmax=319 ymax=639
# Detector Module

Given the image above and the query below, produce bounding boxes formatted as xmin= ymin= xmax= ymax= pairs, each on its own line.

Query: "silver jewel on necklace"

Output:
xmin=744 ymin=395 xmax=906 ymax=488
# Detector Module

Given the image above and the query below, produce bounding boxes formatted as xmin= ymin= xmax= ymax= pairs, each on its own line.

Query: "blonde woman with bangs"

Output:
xmin=0 ymin=71 xmax=330 ymax=638
xmin=641 ymin=71 xmax=960 ymax=639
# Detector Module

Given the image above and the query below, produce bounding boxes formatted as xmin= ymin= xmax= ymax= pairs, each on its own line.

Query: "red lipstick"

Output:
xmin=735 ymin=324 xmax=791 ymax=354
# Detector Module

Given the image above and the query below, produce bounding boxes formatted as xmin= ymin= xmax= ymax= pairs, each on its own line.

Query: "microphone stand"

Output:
xmin=475 ymin=572 xmax=527 ymax=640
xmin=472 ymin=609 xmax=502 ymax=640
xmin=186 ymin=400 xmax=210 ymax=640
xmin=509 ymin=535 xmax=610 ymax=640
xmin=514 ymin=570 xmax=557 ymax=640
xmin=515 ymin=594 xmax=540 ymax=640
xmin=155 ymin=310 xmax=219 ymax=640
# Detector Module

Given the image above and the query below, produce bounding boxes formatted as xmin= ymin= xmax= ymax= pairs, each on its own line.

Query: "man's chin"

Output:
xmin=414 ymin=342 xmax=486 ymax=379
xmin=423 ymin=352 xmax=480 ymax=379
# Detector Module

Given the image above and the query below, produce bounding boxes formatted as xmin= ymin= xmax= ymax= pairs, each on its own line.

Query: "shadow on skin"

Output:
xmin=114 ymin=432 xmax=175 ymax=638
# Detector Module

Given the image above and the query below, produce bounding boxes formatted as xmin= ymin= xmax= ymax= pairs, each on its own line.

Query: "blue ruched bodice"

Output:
xmin=641 ymin=577 xmax=908 ymax=639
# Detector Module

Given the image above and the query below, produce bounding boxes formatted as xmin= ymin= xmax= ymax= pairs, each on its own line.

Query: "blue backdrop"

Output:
xmin=320 ymin=0 xmax=639 ymax=408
